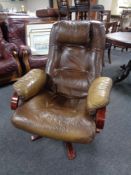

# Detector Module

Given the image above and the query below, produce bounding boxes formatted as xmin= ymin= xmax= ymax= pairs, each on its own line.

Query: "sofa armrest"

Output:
xmin=19 ymin=45 xmax=31 ymax=57
xmin=13 ymin=69 xmax=46 ymax=101
xmin=1 ymin=40 xmax=18 ymax=54
xmin=87 ymin=77 xmax=112 ymax=114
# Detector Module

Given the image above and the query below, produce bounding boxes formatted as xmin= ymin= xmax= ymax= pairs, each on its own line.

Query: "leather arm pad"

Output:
xmin=87 ymin=77 xmax=112 ymax=114
xmin=13 ymin=69 xmax=46 ymax=101
xmin=19 ymin=45 xmax=31 ymax=57
xmin=1 ymin=40 xmax=18 ymax=53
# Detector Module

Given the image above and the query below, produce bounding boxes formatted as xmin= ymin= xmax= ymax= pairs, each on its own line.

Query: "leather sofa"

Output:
xmin=1 ymin=15 xmax=49 ymax=74
xmin=0 ymin=23 xmax=22 ymax=85
xmin=0 ymin=13 xmax=58 ymax=85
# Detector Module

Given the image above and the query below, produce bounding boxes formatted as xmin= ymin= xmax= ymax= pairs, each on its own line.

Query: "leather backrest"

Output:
xmin=46 ymin=20 xmax=105 ymax=98
xmin=5 ymin=17 xmax=29 ymax=45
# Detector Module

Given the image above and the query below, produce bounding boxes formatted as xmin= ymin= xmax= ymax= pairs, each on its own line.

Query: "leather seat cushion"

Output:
xmin=12 ymin=90 xmax=96 ymax=143
xmin=29 ymin=55 xmax=48 ymax=69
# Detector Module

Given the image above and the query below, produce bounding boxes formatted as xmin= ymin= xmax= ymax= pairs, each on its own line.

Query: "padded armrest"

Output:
xmin=19 ymin=45 xmax=31 ymax=57
xmin=0 ymin=40 xmax=18 ymax=53
xmin=87 ymin=77 xmax=112 ymax=114
xmin=13 ymin=69 xmax=46 ymax=100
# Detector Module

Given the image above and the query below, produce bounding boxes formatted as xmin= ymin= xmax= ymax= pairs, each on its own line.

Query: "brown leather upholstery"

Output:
xmin=36 ymin=8 xmax=59 ymax=20
xmin=11 ymin=21 xmax=112 ymax=144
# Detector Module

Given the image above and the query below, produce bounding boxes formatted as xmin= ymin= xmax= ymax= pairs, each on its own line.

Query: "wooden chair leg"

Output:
xmin=108 ymin=48 xmax=111 ymax=64
xmin=11 ymin=92 xmax=19 ymax=110
xmin=65 ymin=142 xmax=76 ymax=160
xmin=31 ymin=135 xmax=43 ymax=141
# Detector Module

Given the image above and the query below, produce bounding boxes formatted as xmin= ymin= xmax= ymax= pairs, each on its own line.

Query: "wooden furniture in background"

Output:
xmin=74 ymin=0 xmax=90 ymax=20
xmin=119 ymin=10 xmax=131 ymax=32
xmin=106 ymin=32 xmax=131 ymax=83
xmin=57 ymin=0 xmax=72 ymax=20
xmin=105 ymin=21 xmax=118 ymax=64
xmin=100 ymin=10 xmax=111 ymax=22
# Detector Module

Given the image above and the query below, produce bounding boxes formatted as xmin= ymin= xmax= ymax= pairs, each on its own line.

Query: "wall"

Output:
xmin=26 ymin=0 xmax=49 ymax=12
xmin=111 ymin=0 xmax=119 ymax=15
xmin=111 ymin=0 xmax=131 ymax=15
xmin=98 ymin=0 xmax=112 ymax=10
xmin=98 ymin=0 xmax=131 ymax=15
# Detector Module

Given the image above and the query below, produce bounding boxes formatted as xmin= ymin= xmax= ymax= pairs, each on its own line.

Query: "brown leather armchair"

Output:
xmin=11 ymin=21 xmax=112 ymax=160
xmin=0 ymin=25 xmax=22 ymax=85
xmin=105 ymin=21 xmax=118 ymax=64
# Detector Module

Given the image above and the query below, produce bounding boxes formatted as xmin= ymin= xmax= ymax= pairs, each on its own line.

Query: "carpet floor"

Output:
xmin=0 ymin=48 xmax=131 ymax=175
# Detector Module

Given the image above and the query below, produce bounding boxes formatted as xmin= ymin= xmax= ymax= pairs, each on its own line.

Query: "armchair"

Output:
xmin=11 ymin=21 xmax=112 ymax=160
xmin=2 ymin=16 xmax=48 ymax=74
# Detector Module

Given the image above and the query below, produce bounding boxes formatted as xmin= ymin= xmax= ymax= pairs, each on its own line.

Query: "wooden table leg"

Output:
xmin=114 ymin=60 xmax=131 ymax=84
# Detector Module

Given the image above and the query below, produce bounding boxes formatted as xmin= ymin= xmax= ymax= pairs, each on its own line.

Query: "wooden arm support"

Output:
xmin=10 ymin=91 xmax=19 ymax=110
xmin=95 ymin=107 xmax=106 ymax=133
